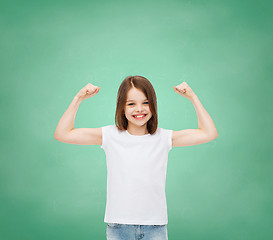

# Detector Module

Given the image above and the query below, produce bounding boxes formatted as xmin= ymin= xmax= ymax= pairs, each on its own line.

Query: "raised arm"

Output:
xmin=172 ymin=82 xmax=218 ymax=147
xmin=54 ymin=83 xmax=102 ymax=145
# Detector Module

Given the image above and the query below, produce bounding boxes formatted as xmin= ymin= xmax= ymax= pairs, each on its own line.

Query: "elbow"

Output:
xmin=210 ymin=127 xmax=219 ymax=139
xmin=54 ymin=130 xmax=59 ymax=140
xmin=211 ymin=131 xmax=218 ymax=140
xmin=54 ymin=133 xmax=61 ymax=141
xmin=207 ymin=131 xmax=218 ymax=141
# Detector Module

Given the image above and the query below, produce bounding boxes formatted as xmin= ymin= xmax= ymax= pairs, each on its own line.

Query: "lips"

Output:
xmin=132 ymin=114 xmax=147 ymax=119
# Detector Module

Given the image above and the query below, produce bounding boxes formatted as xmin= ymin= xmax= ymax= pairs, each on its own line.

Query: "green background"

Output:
xmin=1 ymin=0 xmax=272 ymax=239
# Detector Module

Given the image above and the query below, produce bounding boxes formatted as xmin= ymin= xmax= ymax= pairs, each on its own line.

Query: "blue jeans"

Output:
xmin=106 ymin=223 xmax=168 ymax=240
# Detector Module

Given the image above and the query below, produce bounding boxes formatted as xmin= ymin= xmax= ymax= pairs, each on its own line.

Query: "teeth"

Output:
xmin=134 ymin=115 xmax=145 ymax=118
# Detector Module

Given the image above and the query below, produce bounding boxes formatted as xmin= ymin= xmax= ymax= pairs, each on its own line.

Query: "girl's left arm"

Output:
xmin=172 ymin=82 xmax=218 ymax=147
xmin=190 ymin=94 xmax=218 ymax=137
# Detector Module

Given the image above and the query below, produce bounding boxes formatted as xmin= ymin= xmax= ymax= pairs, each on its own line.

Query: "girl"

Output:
xmin=54 ymin=75 xmax=218 ymax=240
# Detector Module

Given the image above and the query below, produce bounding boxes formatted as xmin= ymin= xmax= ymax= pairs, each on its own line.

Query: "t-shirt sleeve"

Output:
xmin=100 ymin=125 xmax=115 ymax=150
xmin=161 ymin=128 xmax=173 ymax=152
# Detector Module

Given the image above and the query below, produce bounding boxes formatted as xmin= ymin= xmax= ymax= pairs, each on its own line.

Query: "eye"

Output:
xmin=128 ymin=102 xmax=149 ymax=106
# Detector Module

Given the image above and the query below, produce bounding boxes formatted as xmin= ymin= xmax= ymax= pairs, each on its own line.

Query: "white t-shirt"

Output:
xmin=100 ymin=125 xmax=173 ymax=225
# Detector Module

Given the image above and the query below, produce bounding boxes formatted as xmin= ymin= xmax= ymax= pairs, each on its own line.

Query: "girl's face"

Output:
xmin=124 ymin=87 xmax=152 ymax=128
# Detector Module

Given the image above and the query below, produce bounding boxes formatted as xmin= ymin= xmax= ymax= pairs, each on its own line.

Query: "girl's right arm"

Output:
xmin=54 ymin=83 xmax=102 ymax=145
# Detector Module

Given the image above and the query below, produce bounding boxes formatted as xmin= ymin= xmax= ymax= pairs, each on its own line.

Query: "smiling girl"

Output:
xmin=54 ymin=75 xmax=218 ymax=240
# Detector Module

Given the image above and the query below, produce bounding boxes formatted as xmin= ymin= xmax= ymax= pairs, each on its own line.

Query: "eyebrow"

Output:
xmin=126 ymin=99 xmax=148 ymax=102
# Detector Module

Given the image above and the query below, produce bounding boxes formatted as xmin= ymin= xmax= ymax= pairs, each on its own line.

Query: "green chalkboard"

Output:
xmin=1 ymin=0 xmax=272 ymax=239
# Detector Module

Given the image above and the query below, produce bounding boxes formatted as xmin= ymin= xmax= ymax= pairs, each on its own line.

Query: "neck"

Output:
xmin=127 ymin=125 xmax=149 ymax=136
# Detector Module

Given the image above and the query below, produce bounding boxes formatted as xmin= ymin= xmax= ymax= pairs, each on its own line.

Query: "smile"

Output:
xmin=132 ymin=114 xmax=147 ymax=119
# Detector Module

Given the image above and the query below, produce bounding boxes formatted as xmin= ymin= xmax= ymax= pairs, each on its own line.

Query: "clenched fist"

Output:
xmin=77 ymin=83 xmax=100 ymax=100
xmin=173 ymin=82 xmax=196 ymax=100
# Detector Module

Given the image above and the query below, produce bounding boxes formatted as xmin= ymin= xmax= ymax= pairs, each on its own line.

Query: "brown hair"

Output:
xmin=115 ymin=75 xmax=158 ymax=134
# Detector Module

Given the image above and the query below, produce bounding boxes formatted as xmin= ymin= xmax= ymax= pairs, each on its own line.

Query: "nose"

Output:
xmin=136 ymin=104 xmax=144 ymax=111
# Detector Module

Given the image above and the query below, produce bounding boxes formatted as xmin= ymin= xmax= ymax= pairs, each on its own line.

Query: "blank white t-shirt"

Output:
xmin=101 ymin=125 xmax=173 ymax=225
